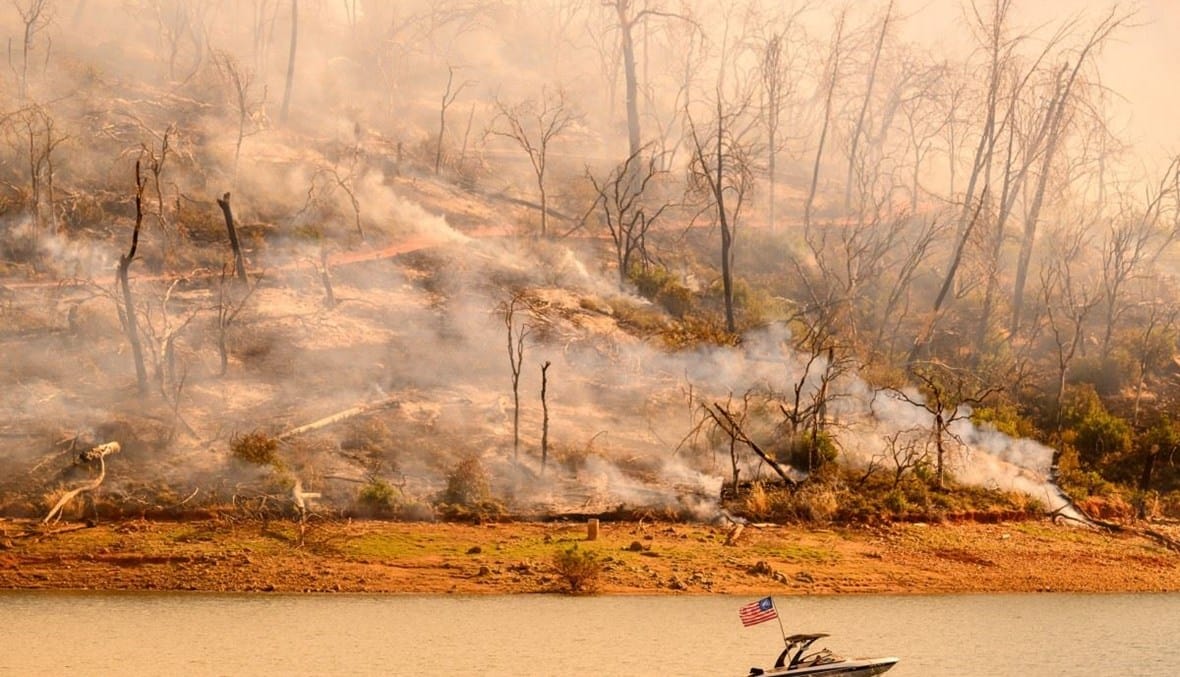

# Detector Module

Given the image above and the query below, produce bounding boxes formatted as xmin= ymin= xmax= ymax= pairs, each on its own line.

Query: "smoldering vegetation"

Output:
xmin=0 ymin=1 xmax=1177 ymax=527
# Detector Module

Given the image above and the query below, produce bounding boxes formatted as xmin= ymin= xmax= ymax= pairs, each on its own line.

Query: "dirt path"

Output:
xmin=2 ymin=518 xmax=1177 ymax=594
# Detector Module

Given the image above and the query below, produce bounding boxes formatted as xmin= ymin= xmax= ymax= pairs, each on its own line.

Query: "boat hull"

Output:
xmin=749 ymin=657 xmax=898 ymax=677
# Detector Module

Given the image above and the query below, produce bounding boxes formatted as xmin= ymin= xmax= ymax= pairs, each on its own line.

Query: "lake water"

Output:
xmin=1 ymin=592 xmax=1177 ymax=676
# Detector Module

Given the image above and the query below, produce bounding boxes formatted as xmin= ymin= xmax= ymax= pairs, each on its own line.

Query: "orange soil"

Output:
xmin=2 ymin=518 xmax=1178 ymax=595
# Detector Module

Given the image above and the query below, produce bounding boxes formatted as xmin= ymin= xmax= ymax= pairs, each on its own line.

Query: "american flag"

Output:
xmin=739 ymin=597 xmax=778 ymax=627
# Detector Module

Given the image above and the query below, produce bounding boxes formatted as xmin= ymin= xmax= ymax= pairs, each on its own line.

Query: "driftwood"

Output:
xmin=42 ymin=442 xmax=120 ymax=524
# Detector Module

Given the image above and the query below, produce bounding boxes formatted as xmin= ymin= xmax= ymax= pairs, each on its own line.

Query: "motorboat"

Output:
xmin=746 ymin=633 xmax=899 ymax=676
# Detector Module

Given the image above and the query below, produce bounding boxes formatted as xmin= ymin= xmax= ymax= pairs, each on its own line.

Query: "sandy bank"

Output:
xmin=1 ymin=518 xmax=1177 ymax=595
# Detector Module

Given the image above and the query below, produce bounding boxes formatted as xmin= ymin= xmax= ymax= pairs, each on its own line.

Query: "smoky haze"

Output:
xmin=0 ymin=0 xmax=1173 ymax=522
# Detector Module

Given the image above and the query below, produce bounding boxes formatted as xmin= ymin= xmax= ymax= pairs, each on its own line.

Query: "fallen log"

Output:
xmin=1082 ymin=514 xmax=1180 ymax=553
xmin=707 ymin=403 xmax=797 ymax=488
xmin=42 ymin=442 xmax=120 ymax=524
xmin=277 ymin=397 xmax=400 ymax=441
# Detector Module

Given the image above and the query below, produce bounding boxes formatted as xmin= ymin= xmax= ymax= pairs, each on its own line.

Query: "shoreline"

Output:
xmin=2 ymin=518 xmax=1178 ymax=595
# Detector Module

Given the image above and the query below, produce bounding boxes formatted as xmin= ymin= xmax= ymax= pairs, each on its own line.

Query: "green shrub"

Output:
xmin=972 ymin=404 xmax=1037 ymax=439
xmin=660 ymin=314 xmax=739 ymax=348
xmin=883 ymin=489 xmax=909 ymax=515
xmin=356 ymin=479 xmax=400 ymax=517
xmin=442 ymin=455 xmax=491 ymax=506
xmin=782 ymin=431 xmax=840 ymax=472
xmin=628 ymin=264 xmax=695 ymax=317
xmin=1056 ymin=385 xmax=1132 ymax=466
xmin=552 ymin=545 xmax=602 ymax=594
xmin=230 ymin=431 xmax=282 ymax=469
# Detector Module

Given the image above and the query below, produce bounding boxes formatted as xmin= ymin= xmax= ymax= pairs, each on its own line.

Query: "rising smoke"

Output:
xmin=0 ymin=0 xmax=1167 ymax=520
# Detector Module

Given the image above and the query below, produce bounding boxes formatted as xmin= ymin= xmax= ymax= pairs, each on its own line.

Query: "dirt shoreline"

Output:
xmin=2 ymin=518 xmax=1178 ymax=595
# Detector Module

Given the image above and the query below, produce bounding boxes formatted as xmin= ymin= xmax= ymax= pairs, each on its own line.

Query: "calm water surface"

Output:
xmin=1 ymin=592 xmax=1177 ymax=676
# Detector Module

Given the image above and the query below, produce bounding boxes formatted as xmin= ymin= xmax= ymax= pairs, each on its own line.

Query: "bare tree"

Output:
xmin=140 ymin=125 xmax=173 ymax=224
xmin=489 ymin=87 xmax=581 ymax=237
xmin=908 ymin=188 xmax=987 ymax=364
xmin=11 ymin=0 xmax=53 ymax=99
xmin=686 ymin=93 xmax=757 ymax=334
xmin=250 ymin=0 xmax=281 ymax=74
xmin=886 ymin=361 xmax=1001 ymax=490
xmin=1 ymin=104 xmax=66 ymax=232
xmin=754 ymin=5 xmax=806 ymax=230
xmin=844 ymin=0 xmax=894 ymax=213
xmin=802 ymin=6 xmax=846 ymax=230
xmin=148 ymin=0 xmax=209 ymax=83
xmin=327 ymin=160 xmax=364 ymax=242
xmin=500 ymin=293 xmax=531 ymax=462
xmin=279 ymin=0 xmax=297 ymax=124
xmin=586 ymin=143 xmax=669 ymax=288
xmin=922 ymin=1 xmax=1076 ymax=357
xmin=600 ymin=0 xmax=693 ymax=158
xmin=897 ymin=61 xmax=950 ymax=213
xmin=1009 ymin=7 xmax=1134 ymax=335
xmin=776 ymin=345 xmax=845 ymax=473
xmin=117 ymin=161 xmax=148 ymax=396
xmin=435 ymin=65 xmax=473 ymax=175
xmin=867 ymin=216 xmax=945 ymax=362
xmin=881 ymin=427 xmax=929 ymax=489
xmin=291 ymin=149 xmax=366 ymax=242
xmin=1097 ymin=158 xmax=1179 ymax=357
xmin=142 ymin=279 xmax=198 ymax=393
xmin=1038 ymin=221 xmax=1101 ymax=429
xmin=214 ymin=51 xmax=267 ymax=185
xmin=1126 ymin=283 xmax=1179 ymax=428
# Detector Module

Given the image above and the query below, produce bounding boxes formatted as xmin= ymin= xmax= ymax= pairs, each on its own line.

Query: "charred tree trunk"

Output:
xmin=908 ymin=193 xmax=987 ymax=365
xmin=280 ymin=0 xmax=298 ymax=124
xmin=617 ymin=5 xmax=640 ymax=158
xmin=710 ymin=103 xmax=735 ymax=334
xmin=933 ymin=410 xmax=946 ymax=490
xmin=118 ymin=162 xmax=148 ymax=396
xmin=804 ymin=10 xmax=845 ymax=230
xmin=318 ymin=247 xmax=336 ymax=308
xmin=708 ymin=403 xmax=795 ymax=488
xmin=844 ymin=1 xmax=892 ymax=213
xmin=1138 ymin=445 xmax=1159 ymax=519
xmin=217 ymin=192 xmax=248 ymax=283
xmin=540 ymin=360 xmax=551 ymax=475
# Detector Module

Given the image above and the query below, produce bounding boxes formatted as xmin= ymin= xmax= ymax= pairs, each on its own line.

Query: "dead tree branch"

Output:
xmin=43 ymin=442 xmax=120 ymax=524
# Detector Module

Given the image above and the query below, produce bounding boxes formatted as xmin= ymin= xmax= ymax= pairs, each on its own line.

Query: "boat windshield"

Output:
xmin=768 ymin=633 xmax=846 ymax=669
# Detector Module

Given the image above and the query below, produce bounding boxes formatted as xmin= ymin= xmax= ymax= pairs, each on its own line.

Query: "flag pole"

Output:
xmin=772 ymin=596 xmax=788 ymax=648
